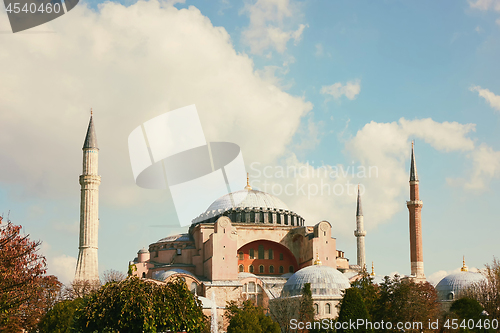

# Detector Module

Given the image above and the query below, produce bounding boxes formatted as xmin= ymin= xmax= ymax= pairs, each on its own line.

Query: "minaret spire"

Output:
xmin=407 ymin=141 xmax=425 ymax=282
xmin=354 ymin=184 xmax=366 ymax=269
xmin=75 ymin=112 xmax=101 ymax=282
xmin=410 ymin=140 xmax=418 ymax=181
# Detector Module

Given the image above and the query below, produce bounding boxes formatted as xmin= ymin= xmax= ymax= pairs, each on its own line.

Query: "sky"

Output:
xmin=1 ymin=0 xmax=499 ymax=286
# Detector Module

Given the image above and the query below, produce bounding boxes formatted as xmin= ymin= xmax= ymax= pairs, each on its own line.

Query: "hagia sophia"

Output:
xmin=74 ymin=114 xmax=488 ymax=326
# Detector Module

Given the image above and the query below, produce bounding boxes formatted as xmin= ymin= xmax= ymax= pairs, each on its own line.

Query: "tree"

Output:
xmin=372 ymin=275 xmax=441 ymax=332
xmin=463 ymin=257 xmax=500 ymax=320
xmin=351 ymin=267 xmax=378 ymax=317
xmin=337 ymin=288 xmax=373 ymax=333
xmin=450 ymin=297 xmax=483 ymax=321
xmin=0 ymin=217 xmax=59 ymax=331
xmin=101 ymin=269 xmax=126 ymax=284
xmin=225 ymin=300 xmax=280 ymax=333
xmin=299 ymin=283 xmax=315 ymax=325
xmin=75 ymin=276 xmax=207 ymax=333
xmin=38 ymin=298 xmax=83 ymax=333
xmin=268 ymin=294 xmax=300 ymax=333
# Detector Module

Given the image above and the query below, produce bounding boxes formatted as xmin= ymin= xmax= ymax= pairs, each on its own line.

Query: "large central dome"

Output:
xmin=191 ymin=187 xmax=304 ymax=226
xmin=206 ymin=189 xmax=289 ymax=212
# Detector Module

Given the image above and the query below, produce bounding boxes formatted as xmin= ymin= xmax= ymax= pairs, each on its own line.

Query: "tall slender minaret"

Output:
xmin=75 ymin=111 xmax=101 ymax=281
xmin=354 ymin=185 xmax=366 ymax=269
xmin=407 ymin=141 xmax=425 ymax=282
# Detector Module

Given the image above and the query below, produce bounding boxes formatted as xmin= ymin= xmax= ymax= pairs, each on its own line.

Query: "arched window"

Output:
xmin=289 ymin=265 xmax=294 ymax=273
xmin=258 ymin=245 xmax=264 ymax=259
xmin=142 ymin=272 xmax=146 ymax=278
xmin=239 ymin=264 xmax=244 ymax=272
xmin=314 ymin=303 xmax=319 ymax=315
xmin=279 ymin=266 xmax=284 ymax=274
xmin=249 ymin=249 xmax=255 ymax=259
xmin=269 ymin=249 xmax=274 ymax=260
xmin=269 ymin=265 xmax=274 ymax=273
xmin=238 ymin=252 xmax=244 ymax=260
xmin=325 ymin=303 xmax=331 ymax=314
xmin=249 ymin=265 xmax=254 ymax=273
xmin=248 ymin=282 xmax=256 ymax=292
xmin=448 ymin=292 xmax=454 ymax=300
xmin=259 ymin=265 xmax=264 ymax=273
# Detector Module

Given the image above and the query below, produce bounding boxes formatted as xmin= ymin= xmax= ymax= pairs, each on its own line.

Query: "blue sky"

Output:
xmin=1 ymin=0 xmax=499 ymax=285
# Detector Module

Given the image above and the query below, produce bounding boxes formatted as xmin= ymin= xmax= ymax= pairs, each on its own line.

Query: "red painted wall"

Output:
xmin=237 ymin=240 xmax=298 ymax=275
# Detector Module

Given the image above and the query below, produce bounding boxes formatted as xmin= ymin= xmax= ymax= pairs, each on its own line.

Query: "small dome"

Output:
xmin=282 ymin=265 xmax=351 ymax=297
xmin=436 ymin=271 xmax=486 ymax=301
xmin=156 ymin=233 xmax=191 ymax=243
xmin=138 ymin=247 xmax=148 ymax=254
xmin=152 ymin=269 xmax=197 ymax=281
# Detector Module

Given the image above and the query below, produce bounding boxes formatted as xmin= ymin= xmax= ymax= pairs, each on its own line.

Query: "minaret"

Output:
xmin=407 ymin=141 xmax=425 ymax=282
xmin=354 ymin=185 xmax=366 ymax=269
xmin=75 ymin=111 xmax=101 ymax=281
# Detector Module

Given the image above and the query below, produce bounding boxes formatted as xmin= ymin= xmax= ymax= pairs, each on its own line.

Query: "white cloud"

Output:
xmin=427 ymin=270 xmax=449 ymax=286
xmin=320 ymin=80 xmax=361 ymax=100
xmin=0 ymin=0 xmax=312 ymax=206
xmin=468 ymin=0 xmax=500 ymax=11
xmin=315 ymin=43 xmax=323 ymax=57
xmin=49 ymin=254 xmax=78 ymax=284
xmin=470 ymin=85 xmax=500 ymax=111
xmin=240 ymin=0 xmax=307 ymax=54
xmin=464 ymin=143 xmax=500 ymax=189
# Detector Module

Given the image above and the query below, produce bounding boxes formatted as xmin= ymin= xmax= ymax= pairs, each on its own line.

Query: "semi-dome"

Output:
xmin=206 ymin=189 xmax=289 ymax=212
xmin=436 ymin=270 xmax=486 ymax=301
xmin=282 ymin=265 xmax=351 ymax=297
xmin=153 ymin=268 xmax=197 ymax=282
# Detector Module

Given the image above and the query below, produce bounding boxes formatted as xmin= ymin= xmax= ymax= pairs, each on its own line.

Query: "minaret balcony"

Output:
xmin=354 ymin=230 xmax=366 ymax=237
xmin=406 ymin=200 xmax=423 ymax=207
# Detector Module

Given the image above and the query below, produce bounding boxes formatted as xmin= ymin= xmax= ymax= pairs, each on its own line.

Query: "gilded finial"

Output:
xmin=244 ymin=172 xmax=252 ymax=190
xmin=371 ymin=261 xmax=375 ymax=276
xmin=313 ymin=253 xmax=322 ymax=265
xmin=91 ymin=108 xmax=93 ymax=116
xmin=461 ymin=256 xmax=468 ymax=272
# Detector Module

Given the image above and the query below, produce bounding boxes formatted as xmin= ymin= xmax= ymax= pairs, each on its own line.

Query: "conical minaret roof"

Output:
xmin=83 ymin=114 xmax=98 ymax=149
xmin=410 ymin=141 xmax=418 ymax=181
xmin=356 ymin=185 xmax=363 ymax=216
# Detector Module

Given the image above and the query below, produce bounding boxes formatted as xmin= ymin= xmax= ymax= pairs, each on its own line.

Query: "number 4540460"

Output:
xmin=5 ymin=2 xmax=61 ymax=14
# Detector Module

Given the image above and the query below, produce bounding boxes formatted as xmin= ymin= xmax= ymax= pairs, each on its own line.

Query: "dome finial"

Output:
xmin=371 ymin=261 xmax=375 ymax=276
xmin=244 ymin=172 xmax=252 ymax=190
xmin=90 ymin=107 xmax=93 ymax=116
xmin=461 ymin=256 xmax=468 ymax=272
xmin=313 ymin=253 xmax=322 ymax=265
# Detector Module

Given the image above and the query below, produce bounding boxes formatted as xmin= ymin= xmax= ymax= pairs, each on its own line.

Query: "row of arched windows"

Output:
xmin=239 ymin=264 xmax=294 ymax=274
xmin=239 ymin=249 xmax=284 ymax=260
xmin=313 ymin=303 xmax=332 ymax=315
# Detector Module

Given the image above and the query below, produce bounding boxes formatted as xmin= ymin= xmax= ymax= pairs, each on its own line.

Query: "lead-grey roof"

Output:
xmin=156 ymin=234 xmax=191 ymax=243
xmin=356 ymin=186 xmax=363 ymax=216
xmin=152 ymin=268 xmax=197 ymax=281
xmin=83 ymin=116 xmax=98 ymax=149
xmin=436 ymin=271 xmax=486 ymax=301
xmin=282 ymin=265 xmax=351 ymax=297
xmin=410 ymin=141 xmax=418 ymax=181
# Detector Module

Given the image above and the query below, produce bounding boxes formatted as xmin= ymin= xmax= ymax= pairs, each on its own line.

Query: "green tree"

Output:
xmin=38 ymin=298 xmax=83 ymax=333
xmin=226 ymin=300 xmax=280 ymax=333
xmin=337 ymin=288 xmax=373 ymax=333
xmin=450 ymin=297 xmax=483 ymax=322
xmin=351 ymin=268 xmax=378 ymax=318
xmin=75 ymin=277 xmax=206 ymax=333
xmin=299 ymin=283 xmax=315 ymax=325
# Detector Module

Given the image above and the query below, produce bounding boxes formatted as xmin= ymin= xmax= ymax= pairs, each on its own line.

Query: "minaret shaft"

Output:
xmin=407 ymin=142 xmax=425 ymax=282
xmin=354 ymin=186 xmax=366 ymax=268
xmin=75 ymin=116 xmax=100 ymax=282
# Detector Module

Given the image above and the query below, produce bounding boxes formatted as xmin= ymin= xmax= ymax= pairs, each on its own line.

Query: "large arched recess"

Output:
xmin=237 ymin=240 xmax=298 ymax=275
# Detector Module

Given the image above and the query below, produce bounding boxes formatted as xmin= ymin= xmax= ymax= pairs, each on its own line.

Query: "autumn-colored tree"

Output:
xmin=225 ymin=300 xmax=280 ymax=333
xmin=101 ymin=269 xmax=126 ymax=284
xmin=372 ymin=275 xmax=441 ymax=332
xmin=462 ymin=257 xmax=500 ymax=320
xmin=0 ymin=217 xmax=61 ymax=331
xmin=268 ymin=293 xmax=301 ymax=333
xmin=75 ymin=276 xmax=207 ymax=333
